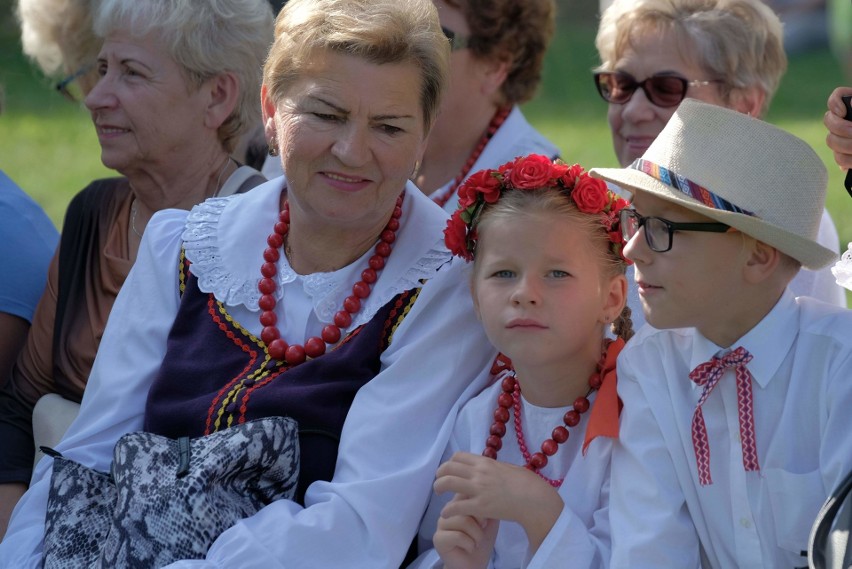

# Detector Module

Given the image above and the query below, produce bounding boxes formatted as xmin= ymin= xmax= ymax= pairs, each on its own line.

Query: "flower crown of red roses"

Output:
xmin=444 ymin=154 xmax=631 ymax=262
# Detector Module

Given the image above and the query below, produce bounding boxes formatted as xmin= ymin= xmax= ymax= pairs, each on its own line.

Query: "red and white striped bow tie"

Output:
xmin=688 ymin=346 xmax=759 ymax=486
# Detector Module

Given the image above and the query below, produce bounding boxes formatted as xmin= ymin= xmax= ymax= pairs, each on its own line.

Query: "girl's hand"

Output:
xmin=433 ymin=503 xmax=499 ymax=569
xmin=434 ymin=452 xmax=563 ymax=552
xmin=824 ymin=87 xmax=852 ymax=169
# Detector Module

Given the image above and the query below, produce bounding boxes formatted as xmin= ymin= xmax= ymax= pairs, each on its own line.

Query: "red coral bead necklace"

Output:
xmin=484 ymin=371 xmax=597 ymax=488
xmin=257 ymin=193 xmax=404 ymax=366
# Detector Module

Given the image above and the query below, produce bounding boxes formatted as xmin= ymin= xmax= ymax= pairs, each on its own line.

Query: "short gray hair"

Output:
xmin=94 ymin=0 xmax=274 ymax=151
xmin=263 ymin=0 xmax=449 ymax=132
xmin=595 ymin=0 xmax=787 ymax=115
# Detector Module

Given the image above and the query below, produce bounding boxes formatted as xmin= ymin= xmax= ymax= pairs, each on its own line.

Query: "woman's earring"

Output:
xmin=268 ymin=138 xmax=280 ymax=157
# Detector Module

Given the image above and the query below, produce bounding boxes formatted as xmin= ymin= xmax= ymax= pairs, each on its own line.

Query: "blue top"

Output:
xmin=0 ymin=171 xmax=59 ymax=322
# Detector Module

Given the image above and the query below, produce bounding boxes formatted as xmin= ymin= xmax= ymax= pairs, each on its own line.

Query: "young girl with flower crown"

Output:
xmin=409 ymin=154 xmax=634 ymax=569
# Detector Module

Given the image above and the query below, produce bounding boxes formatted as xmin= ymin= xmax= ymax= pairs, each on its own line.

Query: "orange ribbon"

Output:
xmin=582 ymin=337 xmax=625 ymax=455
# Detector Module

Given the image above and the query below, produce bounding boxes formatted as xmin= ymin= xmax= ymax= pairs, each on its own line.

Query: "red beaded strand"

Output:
xmin=432 ymin=107 xmax=511 ymax=209
xmin=258 ymin=194 xmax=403 ymax=365
xmin=484 ymin=373 xmax=594 ymax=488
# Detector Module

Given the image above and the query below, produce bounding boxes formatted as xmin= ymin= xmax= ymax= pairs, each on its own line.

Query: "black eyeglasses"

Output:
xmin=619 ymin=209 xmax=732 ymax=253
xmin=594 ymin=71 xmax=720 ymax=108
xmin=55 ymin=64 xmax=93 ymax=103
xmin=441 ymin=25 xmax=468 ymax=52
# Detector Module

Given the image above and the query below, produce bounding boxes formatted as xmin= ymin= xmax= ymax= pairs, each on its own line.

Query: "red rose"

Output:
xmin=507 ymin=154 xmax=553 ymax=189
xmin=571 ymin=174 xmax=610 ymax=213
xmin=608 ymin=195 xmax=629 ymax=215
xmin=550 ymin=161 xmax=569 ymax=180
xmin=444 ymin=210 xmax=472 ymax=261
xmin=462 ymin=169 xmax=502 ymax=205
xmin=558 ymin=164 xmax=585 ymax=189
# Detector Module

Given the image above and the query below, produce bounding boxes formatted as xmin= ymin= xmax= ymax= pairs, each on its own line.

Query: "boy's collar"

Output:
xmin=688 ymin=289 xmax=798 ymax=389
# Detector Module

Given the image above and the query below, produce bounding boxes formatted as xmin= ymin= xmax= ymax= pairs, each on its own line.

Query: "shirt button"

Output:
xmin=740 ymin=518 xmax=752 ymax=529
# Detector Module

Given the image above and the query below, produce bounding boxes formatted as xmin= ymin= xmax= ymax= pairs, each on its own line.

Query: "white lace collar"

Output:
xmin=181 ymin=176 xmax=451 ymax=328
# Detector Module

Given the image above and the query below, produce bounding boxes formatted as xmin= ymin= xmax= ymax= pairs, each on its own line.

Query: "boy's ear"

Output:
xmin=742 ymin=238 xmax=782 ymax=285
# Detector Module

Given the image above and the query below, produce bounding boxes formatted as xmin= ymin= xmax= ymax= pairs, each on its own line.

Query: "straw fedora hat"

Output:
xmin=590 ymin=99 xmax=836 ymax=270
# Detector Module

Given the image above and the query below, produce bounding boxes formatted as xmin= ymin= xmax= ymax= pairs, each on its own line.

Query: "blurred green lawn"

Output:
xmin=1 ymin=10 xmax=849 ymax=253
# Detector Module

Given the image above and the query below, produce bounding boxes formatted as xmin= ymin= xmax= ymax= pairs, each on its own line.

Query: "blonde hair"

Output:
xmin=263 ymin=0 xmax=449 ymax=132
xmin=595 ymin=0 xmax=786 ymax=115
xmin=473 ymin=188 xmax=634 ymax=342
xmin=446 ymin=0 xmax=556 ymax=106
xmin=16 ymin=0 xmax=101 ymax=80
xmin=94 ymin=0 xmax=274 ymax=152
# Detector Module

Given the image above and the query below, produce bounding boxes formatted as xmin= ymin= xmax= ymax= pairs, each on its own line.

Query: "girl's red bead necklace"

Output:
xmin=257 ymin=193 xmax=404 ymax=366
xmin=484 ymin=369 xmax=598 ymax=488
xmin=432 ymin=106 xmax=511 ymax=209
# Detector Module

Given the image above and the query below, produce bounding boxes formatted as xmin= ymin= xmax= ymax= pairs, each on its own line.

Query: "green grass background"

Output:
xmin=1 ymin=4 xmax=849 ymax=257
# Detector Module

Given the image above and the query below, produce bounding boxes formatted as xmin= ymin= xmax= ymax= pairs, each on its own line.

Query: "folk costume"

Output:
xmin=411 ymin=374 xmax=613 ymax=569
xmin=1 ymin=177 xmax=496 ymax=568
xmin=610 ymin=292 xmax=852 ymax=568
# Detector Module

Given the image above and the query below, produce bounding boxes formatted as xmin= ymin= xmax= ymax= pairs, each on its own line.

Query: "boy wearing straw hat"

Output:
xmin=590 ymin=99 xmax=852 ymax=569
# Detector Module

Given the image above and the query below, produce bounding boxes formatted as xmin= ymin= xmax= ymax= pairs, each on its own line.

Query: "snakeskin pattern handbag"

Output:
xmin=42 ymin=416 xmax=300 ymax=568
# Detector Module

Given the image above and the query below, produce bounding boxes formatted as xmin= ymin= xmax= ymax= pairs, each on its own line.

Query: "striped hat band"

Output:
xmin=630 ymin=159 xmax=755 ymax=217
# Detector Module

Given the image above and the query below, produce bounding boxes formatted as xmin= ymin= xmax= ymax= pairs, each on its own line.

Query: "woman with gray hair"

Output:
xmin=0 ymin=0 xmax=272 ymax=538
xmin=1 ymin=0 xmax=495 ymax=566
xmin=592 ymin=0 xmax=844 ymax=324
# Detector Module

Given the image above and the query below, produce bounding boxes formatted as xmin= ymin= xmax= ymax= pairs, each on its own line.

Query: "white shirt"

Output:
xmin=0 ymin=177 xmax=498 ymax=568
xmin=609 ymin=290 xmax=852 ymax=569
xmin=410 ymin=377 xmax=611 ymax=569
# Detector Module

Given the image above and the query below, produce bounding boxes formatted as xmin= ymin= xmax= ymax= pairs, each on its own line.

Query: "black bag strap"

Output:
xmin=809 ymin=468 xmax=852 ymax=568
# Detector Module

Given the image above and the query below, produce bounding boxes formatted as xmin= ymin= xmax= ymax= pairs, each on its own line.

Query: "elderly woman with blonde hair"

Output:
xmin=592 ymin=0 xmax=844 ymax=323
xmin=1 ymin=0 xmax=496 ymax=566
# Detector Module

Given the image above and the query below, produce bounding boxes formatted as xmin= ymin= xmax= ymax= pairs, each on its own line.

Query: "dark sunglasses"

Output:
xmin=594 ymin=71 xmax=720 ymax=108
xmin=619 ymin=209 xmax=732 ymax=253
xmin=441 ymin=25 xmax=468 ymax=52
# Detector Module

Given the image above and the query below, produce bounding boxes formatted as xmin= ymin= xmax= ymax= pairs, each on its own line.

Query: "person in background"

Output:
xmin=0 ymin=0 xmax=496 ymax=566
xmin=15 ymin=0 xmax=268 ymax=169
xmin=825 ymin=86 xmax=852 ymax=170
xmin=593 ymin=0 xmax=845 ymax=327
xmin=410 ymin=156 xmax=632 ymax=568
xmin=594 ymin=99 xmax=852 ymax=569
xmin=0 ymin=0 xmax=272 ymax=539
xmin=261 ymin=0 xmax=561 ymax=214
xmin=826 ymin=86 xmax=852 ymax=298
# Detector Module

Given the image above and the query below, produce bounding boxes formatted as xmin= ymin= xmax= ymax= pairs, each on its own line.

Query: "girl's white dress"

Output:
xmin=410 ymin=372 xmax=612 ymax=569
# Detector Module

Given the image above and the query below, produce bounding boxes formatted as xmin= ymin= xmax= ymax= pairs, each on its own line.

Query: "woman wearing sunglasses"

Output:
xmin=593 ymin=0 xmax=844 ymax=311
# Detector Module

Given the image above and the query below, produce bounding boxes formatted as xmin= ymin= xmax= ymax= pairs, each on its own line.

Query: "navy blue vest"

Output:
xmin=144 ymin=261 xmax=419 ymax=503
